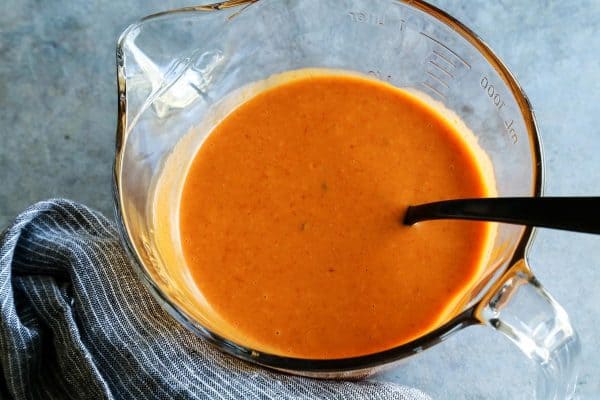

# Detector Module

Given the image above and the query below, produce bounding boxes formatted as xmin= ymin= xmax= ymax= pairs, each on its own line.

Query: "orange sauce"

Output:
xmin=179 ymin=72 xmax=494 ymax=358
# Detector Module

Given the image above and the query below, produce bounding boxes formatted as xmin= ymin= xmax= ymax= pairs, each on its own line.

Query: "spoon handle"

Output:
xmin=404 ymin=197 xmax=600 ymax=234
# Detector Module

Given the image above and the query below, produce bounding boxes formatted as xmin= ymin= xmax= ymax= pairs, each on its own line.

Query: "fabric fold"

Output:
xmin=0 ymin=199 xmax=429 ymax=400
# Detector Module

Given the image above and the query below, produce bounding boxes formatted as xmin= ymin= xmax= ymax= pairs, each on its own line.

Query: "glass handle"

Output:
xmin=475 ymin=259 xmax=580 ymax=399
xmin=114 ymin=4 xmax=237 ymax=154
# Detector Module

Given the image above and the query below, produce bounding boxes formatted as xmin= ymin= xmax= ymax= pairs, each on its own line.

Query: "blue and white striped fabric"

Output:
xmin=0 ymin=199 xmax=429 ymax=399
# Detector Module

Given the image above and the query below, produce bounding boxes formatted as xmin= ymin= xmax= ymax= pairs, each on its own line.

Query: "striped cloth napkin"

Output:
xmin=0 ymin=199 xmax=430 ymax=399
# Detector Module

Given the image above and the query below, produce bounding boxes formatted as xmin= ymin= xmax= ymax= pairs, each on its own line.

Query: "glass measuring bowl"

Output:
xmin=112 ymin=1 xmax=580 ymax=398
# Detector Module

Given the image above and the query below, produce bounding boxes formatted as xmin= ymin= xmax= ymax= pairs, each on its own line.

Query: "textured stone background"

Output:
xmin=0 ymin=1 xmax=598 ymax=398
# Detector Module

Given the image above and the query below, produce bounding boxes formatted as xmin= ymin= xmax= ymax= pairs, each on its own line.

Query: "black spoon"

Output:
xmin=403 ymin=197 xmax=600 ymax=234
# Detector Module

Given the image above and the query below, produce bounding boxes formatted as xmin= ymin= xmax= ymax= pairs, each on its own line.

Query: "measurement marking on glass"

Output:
xmin=425 ymin=71 xmax=449 ymax=88
xmin=368 ymin=70 xmax=392 ymax=82
xmin=504 ymin=120 xmax=518 ymax=144
xmin=388 ymin=2 xmax=407 ymax=29
xmin=347 ymin=10 xmax=405 ymax=31
xmin=432 ymin=50 xmax=456 ymax=68
xmin=428 ymin=59 xmax=454 ymax=78
xmin=348 ymin=10 xmax=385 ymax=26
xmin=480 ymin=76 xmax=506 ymax=111
xmin=419 ymin=32 xmax=472 ymax=69
xmin=421 ymin=81 xmax=446 ymax=100
xmin=480 ymin=75 xmax=518 ymax=143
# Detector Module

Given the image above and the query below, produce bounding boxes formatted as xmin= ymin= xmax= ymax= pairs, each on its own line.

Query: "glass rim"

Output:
xmin=112 ymin=0 xmax=543 ymax=373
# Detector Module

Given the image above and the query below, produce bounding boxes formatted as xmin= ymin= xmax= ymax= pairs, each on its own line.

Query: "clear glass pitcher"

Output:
xmin=112 ymin=1 xmax=580 ymax=398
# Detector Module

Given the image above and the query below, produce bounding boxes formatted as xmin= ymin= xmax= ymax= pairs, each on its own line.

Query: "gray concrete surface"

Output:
xmin=1 ymin=1 xmax=598 ymax=398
